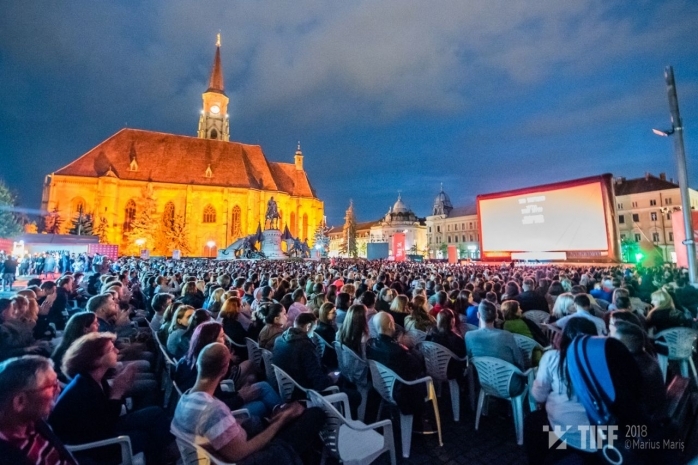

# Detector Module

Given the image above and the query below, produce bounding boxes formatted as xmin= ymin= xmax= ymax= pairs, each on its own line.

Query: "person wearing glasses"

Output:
xmin=0 ymin=355 xmax=77 ymax=465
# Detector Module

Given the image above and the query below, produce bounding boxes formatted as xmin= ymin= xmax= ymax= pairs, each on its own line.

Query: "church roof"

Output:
xmin=53 ymin=128 xmax=317 ymax=198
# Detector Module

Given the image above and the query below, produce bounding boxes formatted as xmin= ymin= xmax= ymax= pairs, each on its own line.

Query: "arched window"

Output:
xmin=203 ymin=204 xmax=216 ymax=223
xmin=162 ymin=202 xmax=175 ymax=229
xmin=231 ymin=205 xmax=242 ymax=239
xmin=210 ymin=129 xmax=218 ymax=139
xmin=123 ymin=199 xmax=137 ymax=233
xmin=70 ymin=197 xmax=87 ymax=218
xmin=302 ymin=213 xmax=308 ymax=241
xmin=290 ymin=212 xmax=296 ymax=236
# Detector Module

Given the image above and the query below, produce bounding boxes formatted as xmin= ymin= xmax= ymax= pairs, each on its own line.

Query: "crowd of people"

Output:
xmin=0 ymin=254 xmax=697 ymax=464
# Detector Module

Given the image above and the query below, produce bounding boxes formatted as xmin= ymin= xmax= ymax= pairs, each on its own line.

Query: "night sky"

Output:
xmin=1 ymin=1 xmax=697 ymax=228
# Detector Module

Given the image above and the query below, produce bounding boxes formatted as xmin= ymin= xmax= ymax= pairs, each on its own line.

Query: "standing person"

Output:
xmin=0 ymin=356 xmax=78 ymax=465
xmin=1 ymin=255 xmax=18 ymax=292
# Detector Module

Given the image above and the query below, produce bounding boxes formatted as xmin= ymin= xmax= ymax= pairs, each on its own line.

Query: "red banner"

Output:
xmin=672 ymin=211 xmax=698 ymax=268
xmin=393 ymin=233 xmax=406 ymax=262
xmin=88 ymin=244 xmax=119 ymax=260
xmin=448 ymin=245 xmax=458 ymax=264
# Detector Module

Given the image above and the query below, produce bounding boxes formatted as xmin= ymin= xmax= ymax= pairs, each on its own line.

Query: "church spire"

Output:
xmin=207 ymin=33 xmax=225 ymax=94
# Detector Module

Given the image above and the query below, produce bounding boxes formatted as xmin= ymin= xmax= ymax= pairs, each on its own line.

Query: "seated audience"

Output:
xmin=258 ymin=303 xmax=287 ymax=351
xmin=554 ymin=294 xmax=607 ymax=336
xmin=426 ymin=309 xmax=466 ymax=380
xmin=404 ymin=295 xmax=436 ymax=332
xmin=515 ymin=278 xmax=549 ymax=312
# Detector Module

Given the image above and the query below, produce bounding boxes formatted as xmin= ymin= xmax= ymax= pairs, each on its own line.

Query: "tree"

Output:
xmin=93 ymin=216 xmax=110 ymax=243
xmin=312 ymin=222 xmax=330 ymax=258
xmin=165 ymin=213 xmax=192 ymax=255
xmin=125 ymin=187 xmax=158 ymax=252
xmin=68 ymin=206 xmax=94 ymax=235
xmin=0 ymin=180 xmax=22 ymax=238
xmin=341 ymin=200 xmax=357 ymax=258
xmin=42 ymin=206 xmax=63 ymax=235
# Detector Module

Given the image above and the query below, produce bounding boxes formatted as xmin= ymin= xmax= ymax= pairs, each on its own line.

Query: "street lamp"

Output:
xmin=135 ymin=238 xmax=145 ymax=248
xmin=652 ymin=66 xmax=697 ymax=284
xmin=206 ymin=240 xmax=216 ymax=258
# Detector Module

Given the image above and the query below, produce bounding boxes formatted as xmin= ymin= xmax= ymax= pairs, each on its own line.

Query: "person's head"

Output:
xmin=360 ymin=291 xmax=376 ymax=309
xmin=196 ymin=342 xmax=230 ymax=382
xmin=265 ymin=303 xmax=287 ymax=326
xmin=435 ymin=308 xmax=456 ymax=334
xmin=210 ymin=287 xmax=226 ymax=304
xmin=243 ymin=281 xmax=255 ymax=295
xmin=608 ymin=311 xmax=642 ymax=337
xmin=63 ymin=311 xmax=99 ymax=341
xmin=57 ymin=275 xmax=74 ymax=291
xmin=219 ymin=296 xmax=242 ymax=321
xmin=338 ymin=304 xmax=368 ymax=353
xmin=335 ymin=292 xmax=351 ymax=311
xmin=611 ymin=321 xmax=647 ymax=354
xmin=187 ymin=321 xmax=225 ymax=363
xmin=505 ymin=281 xmax=520 ymax=297
xmin=292 ymin=288 xmax=306 ymax=304
xmin=186 ymin=309 xmax=212 ymax=334
xmin=552 ymin=293 xmax=576 ymax=319
xmin=319 ymin=302 xmax=336 ymax=323
xmin=151 ymin=293 xmax=174 ymax=315
xmin=0 ymin=298 xmax=13 ymax=322
xmin=573 ymin=294 xmax=591 ymax=312
xmin=650 ymin=289 xmax=673 ymax=310
xmin=501 ymin=300 xmax=522 ymax=321
xmin=548 ymin=280 xmax=565 ymax=297
xmin=436 ymin=291 xmax=448 ymax=306
xmin=614 ymin=296 xmax=631 ymax=311
xmin=340 ymin=283 xmax=356 ymax=297
xmin=389 ymin=294 xmax=409 ymax=314
xmin=62 ymin=332 xmax=118 ymax=379
xmin=411 ymin=295 xmax=428 ymax=313
xmin=0 ymin=356 xmax=59 ymax=422
xmin=87 ymin=293 xmax=117 ymax=321
xmin=260 ymin=285 xmax=273 ymax=300
xmin=181 ymin=281 xmax=198 ymax=297
xmin=477 ymin=300 xmax=497 ymax=325
xmin=295 ymin=312 xmax=317 ymax=333
xmin=170 ymin=305 xmax=195 ymax=332
xmin=380 ymin=288 xmax=396 ymax=303
xmin=522 ymin=278 xmax=534 ymax=292
xmin=373 ymin=311 xmax=395 ymax=337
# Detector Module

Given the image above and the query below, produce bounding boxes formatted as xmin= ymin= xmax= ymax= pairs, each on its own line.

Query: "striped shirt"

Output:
xmin=0 ymin=423 xmax=73 ymax=465
xmin=171 ymin=390 xmax=244 ymax=452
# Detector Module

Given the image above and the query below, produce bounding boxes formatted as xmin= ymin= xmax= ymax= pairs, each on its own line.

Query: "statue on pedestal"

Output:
xmin=265 ymin=197 xmax=280 ymax=230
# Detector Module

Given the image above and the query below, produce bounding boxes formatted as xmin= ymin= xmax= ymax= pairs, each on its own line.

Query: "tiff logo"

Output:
xmin=544 ymin=425 xmax=619 ymax=451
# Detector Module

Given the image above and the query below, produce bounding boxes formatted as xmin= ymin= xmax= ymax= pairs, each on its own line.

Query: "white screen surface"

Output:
xmin=479 ymin=182 xmax=609 ymax=252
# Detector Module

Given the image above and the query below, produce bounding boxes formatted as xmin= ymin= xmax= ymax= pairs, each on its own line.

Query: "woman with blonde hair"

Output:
xmin=646 ymin=288 xmax=690 ymax=334
xmin=551 ymin=292 xmax=575 ymax=322
xmin=388 ymin=294 xmax=409 ymax=328
xmin=404 ymin=295 xmax=436 ymax=332
xmin=207 ymin=287 xmax=226 ymax=317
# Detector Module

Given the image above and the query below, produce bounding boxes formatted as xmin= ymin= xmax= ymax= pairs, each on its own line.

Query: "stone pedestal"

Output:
xmin=261 ymin=229 xmax=286 ymax=259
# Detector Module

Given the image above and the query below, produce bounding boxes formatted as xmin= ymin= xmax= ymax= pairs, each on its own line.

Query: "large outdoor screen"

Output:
xmin=478 ymin=177 xmax=612 ymax=256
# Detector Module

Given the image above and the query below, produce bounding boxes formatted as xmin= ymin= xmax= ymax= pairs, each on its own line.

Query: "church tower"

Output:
xmin=198 ymin=33 xmax=230 ymax=141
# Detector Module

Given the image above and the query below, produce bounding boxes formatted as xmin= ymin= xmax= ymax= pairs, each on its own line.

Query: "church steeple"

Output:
xmin=198 ymin=33 xmax=230 ymax=141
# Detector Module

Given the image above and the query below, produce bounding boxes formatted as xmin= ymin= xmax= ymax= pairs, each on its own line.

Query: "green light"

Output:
xmin=635 ymin=253 xmax=644 ymax=262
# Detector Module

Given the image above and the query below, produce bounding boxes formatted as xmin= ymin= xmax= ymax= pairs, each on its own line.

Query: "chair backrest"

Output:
xmin=335 ymin=342 xmax=369 ymax=388
xmin=542 ymin=323 xmax=562 ymax=345
xmin=512 ymin=334 xmax=542 ymax=369
xmin=471 ymin=356 xmax=521 ymax=399
xmin=419 ymin=341 xmax=457 ymax=381
xmin=368 ymin=360 xmax=399 ymax=405
xmin=260 ymin=348 xmax=277 ymax=390
xmin=655 ymin=328 xmax=698 ymax=359
xmin=307 ymin=390 xmax=345 ymax=460
xmin=405 ymin=329 xmax=427 ymax=347
xmin=273 ymin=364 xmax=306 ymax=401
xmin=245 ymin=337 xmax=263 ymax=371
xmin=522 ymin=310 xmax=550 ymax=326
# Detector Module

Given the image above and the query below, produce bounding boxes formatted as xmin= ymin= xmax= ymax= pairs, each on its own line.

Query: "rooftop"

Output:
xmin=614 ymin=172 xmax=678 ymax=196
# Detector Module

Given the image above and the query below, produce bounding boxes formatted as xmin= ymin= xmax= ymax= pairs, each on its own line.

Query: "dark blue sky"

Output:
xmin=1 ymin=0 xmax=697 ymax=227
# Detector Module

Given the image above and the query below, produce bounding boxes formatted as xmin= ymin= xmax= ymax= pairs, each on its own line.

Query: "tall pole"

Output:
xmin=665 ymin=66 xmax=697 ymax=284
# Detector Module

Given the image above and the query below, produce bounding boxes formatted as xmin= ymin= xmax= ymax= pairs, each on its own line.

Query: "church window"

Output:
xmin=231 ymin=205 xmax=242 ymax=240
xmin=70 ymin=197 xmax=87 ymax=218
xmin=290 ymin=212 xmax=296 ymax=236
xmin=203 ymin=205 xmax=216 ymax=223
xmin=123 ymin=199 xmax=136 ymax=233
xmin=162 ymin=202 xmax=175 ymax=229
xmin=302 ymin=213 xmax=309 ymax=240
xmin=210 ymin=129 xmax=218 ymax=139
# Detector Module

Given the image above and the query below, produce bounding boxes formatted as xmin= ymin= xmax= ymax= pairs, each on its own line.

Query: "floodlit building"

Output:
xmin=425 ymin=186 xmax=480 ymax=259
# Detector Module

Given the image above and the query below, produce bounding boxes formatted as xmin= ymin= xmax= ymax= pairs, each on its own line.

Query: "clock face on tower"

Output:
xmin=210 ymin=105 xmax=220 ymax=114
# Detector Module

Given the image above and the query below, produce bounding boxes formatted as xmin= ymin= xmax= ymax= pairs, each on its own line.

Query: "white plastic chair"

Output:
xmin=404 ymin=329 xmax=427 ymax=348
xmin=368 ymin=360 xmax=443 ymax=458
xmin=308 ymin=390 xmax=396 ymax=465
xmin=245 ymin=337 xmax=263 ymax=373
xmin=512 ymin=334 xmax=543 ymax=370
xmin=175 ymin=409 xmax=249 ymax=465
xmin=334 ymin=341 xmax=370 ymax=421
xmin=471 ymin=356 xmax=532 ymax=445
xmin=272 ymin=364 xmax=340 ymax=402
xmin=156 ymin=339 xmax=177 ymax=408
xmin=654 ymin=327 xmax=698 ymax=384
xmin=541 ymin=323 xmax=561 ymax=347
xmin=418 ymin=341 xmax=472 ymax=421
xmin=66 ymin=436 xmax=145 ymax=465
xmin=260 ymin=348 xmax=278 ymax=392
xmin=522 ymin=310 xmax=550 ymax=326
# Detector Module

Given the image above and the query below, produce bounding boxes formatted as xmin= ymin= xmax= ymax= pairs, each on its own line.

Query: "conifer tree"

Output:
xmin=93 ymin=216 xmax=110 ymax=243
xmin=42 ymin=206 xmax=63 ymax=235
xmin=166 ymin=213 xmax=192 ymax=255
xmin=312 ymin=222 xmax=330 ymax=258
xmin=125 ymin=187 xmax=158 ymax=251
xmin=0 ymin=180 xmax=22 ymax=238
xmin=68 ymin=206 xmax=94 ymax=235
xmin=342 ymin=200 xmax=357 ymax=258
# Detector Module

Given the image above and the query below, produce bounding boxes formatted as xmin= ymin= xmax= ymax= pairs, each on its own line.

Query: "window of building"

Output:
xmin=70 ymin=197 xmax=87 ymax=218
xmin=669 ymin=232 xmax=674 ymax=242
xmin=650 ymin=212 xmax=657 ymax=221
xmin=447 ymin=236 xmax=451 ymax=243
xmin=462 ymin=235 xmax=466 ymax=242
xmin=617 ymin=203 xmax=623 ymax=210
xmin=620 ymin=234 xmax=626 ymax=240
xmin=665 ymin=198 xmax=672 ymax=205
xmin=618 ymin=215 xmax=625 ymax=224
xmin=447 ymin=225 xmax=451 ymax=232
xmin=667 ymin=213 xmax=672 ymax=221
xmin=123 ymin=199 xmax=136 ymax=234
xmin=652 ymin=232 xmax=660 ymax=243
xmin=428 ymin=226 xmax=431 ymax=233
xmin=634 ymin=233 xmax=641 ymax=242
xmin=461 ymin=223 xmax=465 ymax=230
xmin=650 ymin=199 xmax=657 ymax=206
xmin=468 ymin=222 xmax=473 ymax=229
xmin=202 ymin=205 xmax=216 ymax=223
xmin=302 ymin=213 xmax=309 ymax=240
xmin=231 ymin=205 xmax=242 ymax=239
xmin=632 ymin=201 xmax=638 ymax=208
xmin=632 ymin=213 xmax=639 ymax=222
xmin=437 ymin=226 xmax=441 ymax=233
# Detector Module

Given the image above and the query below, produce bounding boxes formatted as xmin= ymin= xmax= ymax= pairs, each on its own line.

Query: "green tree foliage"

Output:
xmin=0 ymin=180 xmax=23 ymax=238
xmin=42 ymin=206 xmax=63 ymax=235
xmin=93 ymin=216 xmax=110 ymax=243
xmin=341 ymin=200 xmax=357 ymax=258
xmin=125 ymin=187 xmax=158 ymax=251
xmin=312 ymin=223 xmax=330 ymax=258
xmin=165 ymin=213 xmax=192 ymax=255
xmin=68 ymin=207 xmax=94 ymax=235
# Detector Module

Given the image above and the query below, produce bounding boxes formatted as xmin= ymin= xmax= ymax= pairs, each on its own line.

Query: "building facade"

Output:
xmin=425 ymin=187 xmax=480 ymax=259
xmin=41 ymin=37 xmax=323 ymax=257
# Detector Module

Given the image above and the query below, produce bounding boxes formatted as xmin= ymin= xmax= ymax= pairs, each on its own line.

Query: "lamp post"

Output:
xmin=206 ymin=240 xmax=216 ymax=258
xmin=653 ymin=66 xmax=697 ymax=284
xmin=135 ymin=238 xmax=145 ymax=248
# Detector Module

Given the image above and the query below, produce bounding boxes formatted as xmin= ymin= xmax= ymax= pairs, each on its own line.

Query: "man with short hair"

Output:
xmin=172 ymin=343 xmax=324 ymax=463
xmin=515 ymin=278 xmax=549 ymax=312
xmin=555 ymin=294 xmax=607 ymax=336
xmin=242 ymin=282 xmax=255 ymax=306
xmin=149 ymin=293 xmax=174 ymax=332
xmin=0 ymin=356 xmax=77 ymax=464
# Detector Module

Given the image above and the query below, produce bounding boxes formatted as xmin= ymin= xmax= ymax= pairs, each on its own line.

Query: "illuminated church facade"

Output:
xmin=41 ymin=35 xmax=324 ymax=256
